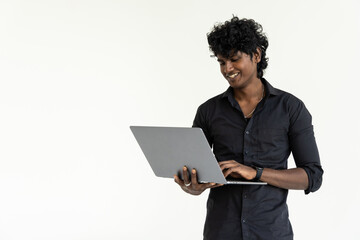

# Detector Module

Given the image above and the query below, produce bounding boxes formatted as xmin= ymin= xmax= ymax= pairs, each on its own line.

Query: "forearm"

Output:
xmin=260 ymin=167 xmax=309 ymax=190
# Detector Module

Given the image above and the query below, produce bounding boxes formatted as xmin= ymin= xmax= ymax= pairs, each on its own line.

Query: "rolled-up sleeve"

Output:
xmin=288 ymin=97 xmax=324 ymax=194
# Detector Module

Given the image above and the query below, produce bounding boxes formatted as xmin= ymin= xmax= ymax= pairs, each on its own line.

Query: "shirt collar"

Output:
xmin=221 ymin=78 xmax=280 ymax=99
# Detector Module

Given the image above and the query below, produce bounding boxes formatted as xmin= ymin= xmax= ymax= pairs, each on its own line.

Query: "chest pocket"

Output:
xmin=256 ymin=128 xmax=289 ymax=164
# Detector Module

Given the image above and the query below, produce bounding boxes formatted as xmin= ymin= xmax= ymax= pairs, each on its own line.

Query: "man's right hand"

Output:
xmin=174 ymin=166 xmax=223 ymax=196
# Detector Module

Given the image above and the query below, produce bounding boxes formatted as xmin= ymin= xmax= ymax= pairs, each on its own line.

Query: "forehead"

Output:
xmin=216 ymin=50 xmax=242 ymax=61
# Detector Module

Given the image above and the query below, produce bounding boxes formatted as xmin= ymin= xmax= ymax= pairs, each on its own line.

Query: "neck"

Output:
xmin=233 ymin=78 xmax=263 ymax=102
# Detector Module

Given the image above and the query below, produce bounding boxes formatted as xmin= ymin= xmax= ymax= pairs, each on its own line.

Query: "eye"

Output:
xmin=230 ymin=57 xmax=239 ymax=62
xmin=218 ymin=61 xmax=225 ymax=66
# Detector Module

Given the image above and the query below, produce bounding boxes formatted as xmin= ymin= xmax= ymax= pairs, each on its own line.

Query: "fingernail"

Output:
xmin=183 ymin=166 xmax=187 ymax=170
xmin=192 ymin=169 xmax=196 ymax=173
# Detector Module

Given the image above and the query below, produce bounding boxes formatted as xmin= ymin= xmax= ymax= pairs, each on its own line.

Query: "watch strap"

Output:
xmin=252 ymin=166 xmax=263 ymax=181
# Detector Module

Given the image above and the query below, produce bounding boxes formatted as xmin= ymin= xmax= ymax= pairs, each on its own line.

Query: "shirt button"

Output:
xmin=245 ymin=150 xmax=249 ymax=155
xmin=244 ymin=194 xmax=247 ymax=199
xmin=245 ymin=130 xmax=250 ymax=135
xmin=242 ymin=219 xmax=246 ymax=223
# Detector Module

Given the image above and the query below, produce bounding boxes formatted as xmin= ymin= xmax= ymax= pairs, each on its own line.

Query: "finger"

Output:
xmin=220 ymin=163 xmax=233 ymax=174
xmin=202 ymin=182 xmax=223 ymax=189
xmin=219 ymin=161 xmax=238 ymax=171
xmin=219 ymin=160 xmax=235 ymax=166
xmin=183 ymin=166 xmax=189 ymax=182
xmin=220 ymin=164 xmax=229 ymax=171
xmin=174 ymin=175 xmax=183 ymax=186
xmin=209 ymin=183 xmax=224 ymax=188
xmin=191 ymin=168 xmax=199 ymax=185
xmin=183 ymin=166 xmax=190 ymax=184
xmin=223 ymin=168 xmax=233 ymax=178
xmin=220 ymin=161 xmax=238 ymax=167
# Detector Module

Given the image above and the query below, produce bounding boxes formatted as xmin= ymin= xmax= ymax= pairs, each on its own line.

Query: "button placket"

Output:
xmin=243 ymin=129 xmax=251 ymax=162
xmin=243 ymin=119 xmax=253 ymax=165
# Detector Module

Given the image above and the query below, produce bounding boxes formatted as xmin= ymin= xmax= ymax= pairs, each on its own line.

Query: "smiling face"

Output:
xmin=217 ymin=50 xmax=260 ymax=89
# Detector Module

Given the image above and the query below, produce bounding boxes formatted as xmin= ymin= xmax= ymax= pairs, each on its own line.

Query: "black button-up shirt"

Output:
xmin=193 ymin=78 xmax=323 ymax=240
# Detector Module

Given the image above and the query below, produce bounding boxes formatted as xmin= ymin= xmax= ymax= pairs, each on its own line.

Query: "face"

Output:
xmin=216 ymin=50 xmax=260 ymax=89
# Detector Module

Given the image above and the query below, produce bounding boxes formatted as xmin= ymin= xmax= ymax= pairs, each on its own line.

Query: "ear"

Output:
xmin=254 ymin=47 xmax=261 ymax=63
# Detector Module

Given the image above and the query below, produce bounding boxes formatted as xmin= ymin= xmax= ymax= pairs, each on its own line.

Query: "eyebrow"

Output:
xmin=214 ymin=53 xmax=240 ymax=62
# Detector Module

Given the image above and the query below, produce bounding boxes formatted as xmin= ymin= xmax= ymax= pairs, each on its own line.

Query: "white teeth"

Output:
xmin=228 ymin=73 xmax=239 ymax=78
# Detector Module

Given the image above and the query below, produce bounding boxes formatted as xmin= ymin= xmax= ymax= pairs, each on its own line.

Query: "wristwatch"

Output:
xmin=252 ymin=166 xmax=264 ymax=181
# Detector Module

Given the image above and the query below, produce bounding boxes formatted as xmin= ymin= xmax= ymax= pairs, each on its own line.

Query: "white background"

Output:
xmin=0 ymin=0 xmax=359 ymax=239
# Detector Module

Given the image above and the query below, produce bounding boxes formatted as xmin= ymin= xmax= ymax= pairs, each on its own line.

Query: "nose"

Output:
xmin=224 ymin=61 xmax=234 ymax=74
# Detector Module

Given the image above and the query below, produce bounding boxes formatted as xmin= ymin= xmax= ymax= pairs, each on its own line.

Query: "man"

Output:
xmin=174 ymin=16 xmax=323 ymax=240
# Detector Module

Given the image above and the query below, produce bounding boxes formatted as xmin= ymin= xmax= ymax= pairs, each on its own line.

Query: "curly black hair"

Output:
xmin=207 ymin=16 xmax=269 ymax=78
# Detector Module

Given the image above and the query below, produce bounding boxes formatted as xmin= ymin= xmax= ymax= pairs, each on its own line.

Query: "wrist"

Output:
xmin=250 ymin=168 xmax=257 ymax=180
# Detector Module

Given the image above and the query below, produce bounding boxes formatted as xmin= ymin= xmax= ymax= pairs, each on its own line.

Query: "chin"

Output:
xmin=228 ymin=80 xmax=243 ymax=89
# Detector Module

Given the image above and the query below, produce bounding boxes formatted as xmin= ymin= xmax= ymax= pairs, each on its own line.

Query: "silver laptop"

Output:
xmin=130 ymin=126 xmax=266 ymax=185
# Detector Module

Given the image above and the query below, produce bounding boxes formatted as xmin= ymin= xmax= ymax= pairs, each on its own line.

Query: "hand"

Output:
xmin=219 ymin=160 xmax=257 ymax=180
xmin=174 ymin=166 xmax=222 ymax=196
